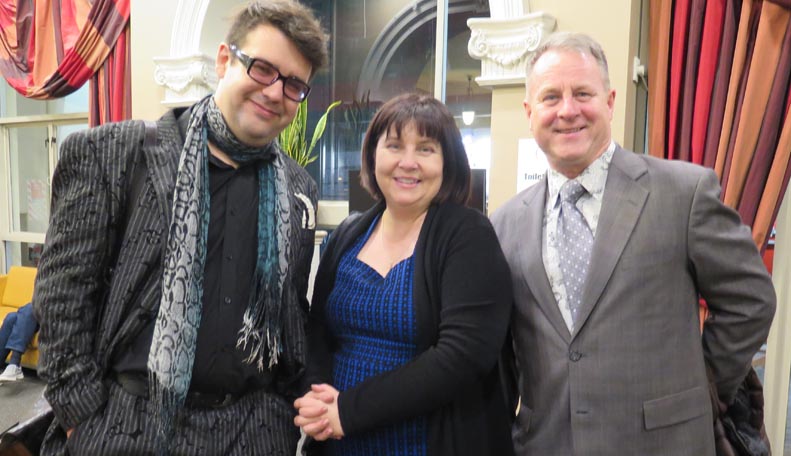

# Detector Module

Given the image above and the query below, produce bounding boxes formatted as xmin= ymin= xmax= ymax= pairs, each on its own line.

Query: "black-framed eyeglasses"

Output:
xmin=229 ymin=44 xmax=311 ymax=102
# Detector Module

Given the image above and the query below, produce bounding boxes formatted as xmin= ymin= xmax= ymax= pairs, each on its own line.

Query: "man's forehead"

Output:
xmin=534 ymin=49 xmax=595 ymax=72
xmin=528 ymin=50 xmax=604 ymax=92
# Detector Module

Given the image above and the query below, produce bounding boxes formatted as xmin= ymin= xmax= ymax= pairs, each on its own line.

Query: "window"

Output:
xmin=302 ymin=0 xmax=492 ymax=201
xmin=0 ymin=80 xmax=88 ymax=271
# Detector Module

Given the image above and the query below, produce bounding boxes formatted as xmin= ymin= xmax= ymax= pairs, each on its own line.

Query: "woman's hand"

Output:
xmin=293 ymin=384 xmax=345 ymax=441
xmin=294 ymin=392 xmax=332 ymax=439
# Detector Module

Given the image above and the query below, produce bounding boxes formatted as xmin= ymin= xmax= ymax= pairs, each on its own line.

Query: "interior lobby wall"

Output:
xmin=130 ymin=0 xmax=179 ymax=120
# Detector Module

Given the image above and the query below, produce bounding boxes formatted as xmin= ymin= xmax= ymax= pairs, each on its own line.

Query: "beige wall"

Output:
xmin=487 ymin=0 xmax=642 ymax=213
xmin=489 ymin=86 xmax=529 ymax=214
xmin=130 ymin=0 xmax=178 ymax=120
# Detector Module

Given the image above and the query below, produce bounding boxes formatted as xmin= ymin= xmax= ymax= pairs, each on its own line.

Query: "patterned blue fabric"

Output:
xmin=326 ymin=217 xmax=427 ymax=456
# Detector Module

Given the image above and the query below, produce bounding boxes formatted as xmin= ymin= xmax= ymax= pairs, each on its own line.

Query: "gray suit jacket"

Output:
xmin=33 ymin=107 xmax=317 ymax=433
xmin=491 ymin=146 xmax=775 ymax=456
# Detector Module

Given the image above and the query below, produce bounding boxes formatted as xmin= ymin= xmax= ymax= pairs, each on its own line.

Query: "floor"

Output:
xmin=0 ymin=367 xmax=47 ymax=434
xmin=2 ymin=369 xmax=791 ymax=454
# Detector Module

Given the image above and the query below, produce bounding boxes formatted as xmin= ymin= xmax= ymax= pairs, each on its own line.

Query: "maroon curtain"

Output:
xmin=691 ymin=0 xmax=725 ymax=165
xmin=89 ymin=22 xmax=130 ymax=126
xmin=648 ymin=0 xmax=791 ymax=252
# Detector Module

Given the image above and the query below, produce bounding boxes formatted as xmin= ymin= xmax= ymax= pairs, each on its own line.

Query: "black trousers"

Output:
xmin=41 ymin=381 xmax=299 ymax=455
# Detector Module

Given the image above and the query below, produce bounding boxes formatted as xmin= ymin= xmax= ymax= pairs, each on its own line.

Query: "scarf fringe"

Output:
xmin=237 ymin=315 xmax=283 ymax=370
xmin=237 ymin=272 xmax=284 ymax=370
xmin=148 ymin=371 xmax=185 ymax=456
xmin=234 ymin=157 xmax=290 ymax=371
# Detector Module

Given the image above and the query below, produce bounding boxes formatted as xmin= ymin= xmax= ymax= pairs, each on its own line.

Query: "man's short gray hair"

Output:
xmin=525 ymin=32 xmax=611 ymax=92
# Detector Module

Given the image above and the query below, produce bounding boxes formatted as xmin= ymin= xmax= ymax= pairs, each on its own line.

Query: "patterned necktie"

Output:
xmin=557 ymin=179 xmax=593 ymax=325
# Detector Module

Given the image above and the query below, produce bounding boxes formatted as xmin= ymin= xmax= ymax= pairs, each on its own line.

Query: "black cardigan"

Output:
xmin=307 ymin=201 xmax=515 ymax=456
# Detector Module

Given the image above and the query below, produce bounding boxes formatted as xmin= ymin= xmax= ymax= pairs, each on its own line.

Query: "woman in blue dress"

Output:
xmin=295 ymin=93 xmax=514 ymax=456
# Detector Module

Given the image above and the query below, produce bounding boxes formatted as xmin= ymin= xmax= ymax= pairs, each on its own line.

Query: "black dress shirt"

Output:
xmin=113 ymin=153 xmax=272 ymax=395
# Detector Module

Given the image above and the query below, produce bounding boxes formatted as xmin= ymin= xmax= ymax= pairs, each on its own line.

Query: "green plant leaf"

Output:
xmin=278 ymin=97 xmax=340 ymax=167
xmin=308 ymin=100 xmax=341 ymax=158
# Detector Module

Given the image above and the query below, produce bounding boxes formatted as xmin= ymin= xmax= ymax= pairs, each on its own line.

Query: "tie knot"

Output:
xmin=560 ymin=179 xmax=586 ymax=204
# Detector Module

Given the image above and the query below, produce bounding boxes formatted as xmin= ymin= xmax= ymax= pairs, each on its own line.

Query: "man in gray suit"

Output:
xmin=33 ymin=1 xmax=327 ymax=454
xmin=491 ymin=32 xmax=776 ymax=455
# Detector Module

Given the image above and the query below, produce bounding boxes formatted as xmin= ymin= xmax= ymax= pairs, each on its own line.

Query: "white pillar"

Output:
xmin=152 ymin=0 xmax=216 ymax=107
xmin=467 ymin=1 xmax=556 ymax=88
xmin=764 ymin=191 xmax=790 ymax=450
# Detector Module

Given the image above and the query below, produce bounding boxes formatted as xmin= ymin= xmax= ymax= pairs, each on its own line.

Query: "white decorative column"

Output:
xmin=764 ymin=193 xmax=791 ymax=452
xmin=153 ymin=55 xmax=218 ymax=108
xmin=467 ymin=0 xmax=556 ymax=213
xmin=467 ymin=1 xmax=556 ymax=88
xmin=152 ymin=0 xmax=216 ymax=107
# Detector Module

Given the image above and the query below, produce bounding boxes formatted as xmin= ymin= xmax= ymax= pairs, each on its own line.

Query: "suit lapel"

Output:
xmin=519 ymin=180 xmax=572 ymax=342
xmin=573 ymin=147 xmax=648 ymax=337
xmin=100 ymin=115 xmax=182 ymax=362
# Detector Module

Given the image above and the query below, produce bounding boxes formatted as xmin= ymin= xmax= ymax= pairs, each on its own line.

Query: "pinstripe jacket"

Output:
xmin=32 ymin=107 xmax=318 ymax=432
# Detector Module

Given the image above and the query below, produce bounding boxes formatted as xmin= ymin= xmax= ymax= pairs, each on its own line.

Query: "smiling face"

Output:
xmin=374 ymin=122 xmax=444 ymax=215
xmin=524 ymin=49 xmax=615 ymax=178
xmin=213 ymin=23 xmax=312 ymax=148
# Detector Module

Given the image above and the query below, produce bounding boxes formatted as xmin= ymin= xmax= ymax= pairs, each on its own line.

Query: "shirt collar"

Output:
xmin=546 ymin=141 xmax=616 ymax=208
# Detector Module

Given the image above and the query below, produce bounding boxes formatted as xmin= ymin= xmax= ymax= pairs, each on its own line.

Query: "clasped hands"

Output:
xmin=294 ymin=384 xmax=345 ymax=441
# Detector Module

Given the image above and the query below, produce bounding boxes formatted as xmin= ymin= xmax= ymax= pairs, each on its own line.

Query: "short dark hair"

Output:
xmin=226 ymin=0 xmax=329 ymax=77
xmin=526 ymin=32 xmax=610 ymax=93
xmin=359 ymin=93 xmax=471 ymax=205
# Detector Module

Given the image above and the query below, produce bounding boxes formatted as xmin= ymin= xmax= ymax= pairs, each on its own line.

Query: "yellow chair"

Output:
xmin=0 ymin=266 xmax=38 ymax=369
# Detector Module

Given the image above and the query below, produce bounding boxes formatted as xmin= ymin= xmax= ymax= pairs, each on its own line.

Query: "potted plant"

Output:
xmin=278 ymin=98 xmax=341 ymax=167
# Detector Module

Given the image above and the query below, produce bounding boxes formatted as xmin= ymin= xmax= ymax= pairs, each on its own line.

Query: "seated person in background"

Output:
xmin=295 ymin=93 xmax=515 ymax=456
xmin=0 ymin=302 xmax=38 ymax=383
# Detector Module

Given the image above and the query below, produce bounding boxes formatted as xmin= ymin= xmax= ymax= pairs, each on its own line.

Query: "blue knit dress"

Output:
xmin=325 ymin=216 xmax=428 ymax=456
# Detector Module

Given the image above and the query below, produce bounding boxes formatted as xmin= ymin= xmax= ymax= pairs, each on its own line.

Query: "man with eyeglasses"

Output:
xmin=33 ymin=1 xmax=328 ymax=454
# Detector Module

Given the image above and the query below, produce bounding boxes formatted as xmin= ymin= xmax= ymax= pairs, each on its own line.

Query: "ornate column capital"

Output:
xmin=151 ymin=0 xmax=213 ymax=107
xmin=467 ymin=12 xmax=556 ymax=87
xmin=153 ymin=54 xmax=217 ymax=107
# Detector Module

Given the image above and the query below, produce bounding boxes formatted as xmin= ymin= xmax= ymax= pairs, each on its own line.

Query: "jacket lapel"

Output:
xmin=573 ymin=147 xmax=648 ymax=337
xmin=100 ymin=114 xmax=183 ymax=363
xmin=519 ymin=180 xmax=572 ymax=342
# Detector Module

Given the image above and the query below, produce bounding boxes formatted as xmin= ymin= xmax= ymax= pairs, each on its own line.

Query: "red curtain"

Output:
xmin=0 ymin=0 xmax=131 ymax=125
xmin=89 ymin=22 xmax=129 ymax=125
xmin=648 ymin=0 xmax=791 ymax=252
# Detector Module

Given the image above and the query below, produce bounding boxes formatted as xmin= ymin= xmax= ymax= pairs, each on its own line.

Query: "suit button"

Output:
xmin=569 ymin=350 xmax=583 ymax=362
xmin=224 ymin=296 xmax=232 ymax=304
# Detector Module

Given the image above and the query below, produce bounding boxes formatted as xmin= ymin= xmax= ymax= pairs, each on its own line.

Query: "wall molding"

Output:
xmin=153 ymin=0 xmax=214 ymax=106
xmin=467 ymin=12 xmax=556 ymax=87
xmin=153 ymin=54 xmax=217 ymax=107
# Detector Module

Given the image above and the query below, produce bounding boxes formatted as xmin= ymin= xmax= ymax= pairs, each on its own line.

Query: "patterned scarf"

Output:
xmin=146 ymin=95 xmax=291 ymax=452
